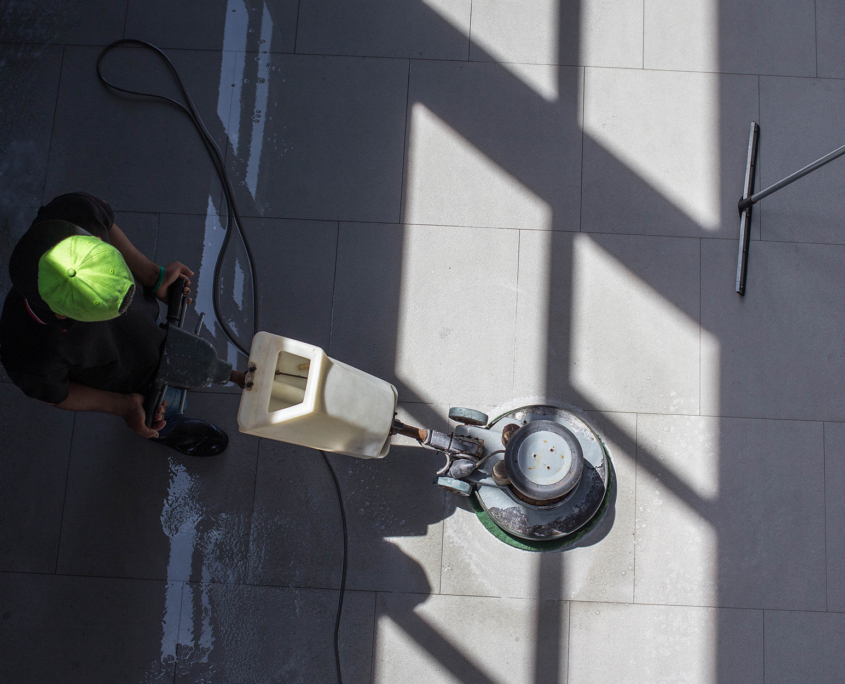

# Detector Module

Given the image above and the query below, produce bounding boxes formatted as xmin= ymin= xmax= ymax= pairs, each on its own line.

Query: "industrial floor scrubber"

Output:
xmin=145 ymin=285 xmax=614 ymax=551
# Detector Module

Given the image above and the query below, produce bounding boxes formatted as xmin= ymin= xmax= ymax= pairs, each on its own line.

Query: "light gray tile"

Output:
xmin=817 ymin=1 xmax=845 ymax=78
xmin=249 ymin=442 xmax=448 ymax=594
xmin=226 ymin=52 xmax=408 ymax=223
xmin=297 ymin=0 xmax=471 ymax=60
xmin=764 ymin=610 xmax=845 ymax=684
xmin=403 ymin=60 xmax=582 ymax=231
xmin=440 ymin=411 xmax=636 ymax=602
xmin=758 ymin=77 xmax=845 ymax=244
xmin=0 ymin=0 xmax=128 ymax=45
xmin=513 ymin=231 xmax=700 ymax=414
xmin=644 ymin=0 xmax=815 ymax=76
xmin=331 ymin=222 xmax=519 ymax=407
xmin=45 ymin=46 xmax=234 ymax=214
xmin=175 ymin=583 xmax=374 ymax=684
xmin=57 ymin=393 xmax=259 ymax=583
xmin=375 ymin=592 xmax=569 ymax=684
xmin=701 ymin=239 xmax=845 ymax=421
xmin=0 ymin=45 xmax=63 ymax=209
xmin=0 ymin=385 xmax=74 ymax=572
xmin=125 ymin=0 xmax=298 ymax=53
xmin=569 ymin=602 xmax=763 ymax=684
xmin=0 ymin=573 xmax=179 ymax=684
xmin=470 ymin=0 xmax=643 ymax=68
xmin=155 ymin=213 xmax=338 ymax=361
xmin=582 ymin=67 xmax=760 ymax=239
xmin=824 ymin=422 xmax=845 ymax=612
xmin=635 ymin=415 xmax=825 ymax=610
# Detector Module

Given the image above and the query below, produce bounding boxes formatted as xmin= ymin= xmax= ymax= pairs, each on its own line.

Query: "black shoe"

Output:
xmin=152 ymin=418 xmax=229 ymax=457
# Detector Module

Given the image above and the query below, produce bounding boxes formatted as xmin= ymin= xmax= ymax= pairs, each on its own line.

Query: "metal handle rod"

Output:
xmin=736 ymin=122 xmax=759 ymax=295
xmin=739 ymin=140 xmax=845 ymax=212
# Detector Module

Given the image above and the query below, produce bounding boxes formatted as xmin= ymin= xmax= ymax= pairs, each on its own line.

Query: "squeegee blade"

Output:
xmin=736 ymin=121 xmax=760 ymax=295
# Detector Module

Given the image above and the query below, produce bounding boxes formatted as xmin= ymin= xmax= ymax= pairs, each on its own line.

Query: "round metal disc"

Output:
xmin=505 ymin=420 xmax=583 ymax=501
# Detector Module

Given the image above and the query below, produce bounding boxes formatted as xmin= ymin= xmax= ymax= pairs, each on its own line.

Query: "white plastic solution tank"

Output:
xmin=237 ymin=332 xmax=398 ymax=458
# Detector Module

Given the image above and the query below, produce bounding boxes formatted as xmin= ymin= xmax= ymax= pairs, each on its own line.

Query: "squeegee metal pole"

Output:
xmin=738 ymin=140 xmax=845 ymax=213
xmin=736 ymin=122 xmax=759 ymax=295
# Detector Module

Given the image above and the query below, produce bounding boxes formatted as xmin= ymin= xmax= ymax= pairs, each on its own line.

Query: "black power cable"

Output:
xmin=97 ymin=40 xmax=349 ymax=684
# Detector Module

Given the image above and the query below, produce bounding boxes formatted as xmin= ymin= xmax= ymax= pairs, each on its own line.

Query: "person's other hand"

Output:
xmin=154 ymin=261 xmax=195 ymax=304
xmin=123 ymin=392 xmax=166 ymax=438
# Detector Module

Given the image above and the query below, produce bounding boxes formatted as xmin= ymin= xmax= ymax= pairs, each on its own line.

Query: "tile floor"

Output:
xmin=1 ymin=1 xmax=843 ymax=682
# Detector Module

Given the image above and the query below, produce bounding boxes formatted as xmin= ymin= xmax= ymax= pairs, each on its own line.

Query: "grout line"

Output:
xmin=53 ymin=411 xmax=76 ymax=574
xmin=823 ymin=422 xmax=828 ymax=612
xmin=632 ymin=413 xmax=638 ymax=604
xmin=438 ymin=504 xmax=445 ymax=595
xmin=758 ymin=75 xmax=763 ymax=241
xmin=641 ymin=0 xmax=645 ymax=69
xmin=509 ymin=230 xmax=522 ymax=403
xmin=762 ymin=608 xmax=766 ymax=681
xmin=242 ymin=437 xmax=263 ymax=584
xmin=370 ymin=592 xmax=379 ymax=684
xmin=293 ymin=0 xmax=302 ymax=54
xmin=565 ymin=600 xmax=572 ymax=684
xmin=327 ymin=222 xmax=341 ymax=357
xmin=814 ymin=0 xmax=818 ymax=79
xmin=698 ymin=237 xmax=702 ymax=415
xmin=171 ymin=581 xmax=185 ymax=684
xmin=398 ymin=59 xmax=412 ymax=223
xmin=579 ymin=67 xmax=586 ymax=232
xmin=122 ymin=0 xmax=130 ymax=39
xmin=467 ymin=1 xmax=473 ymax=62
xmin=41 ymin=44 xmax=66 ymax=206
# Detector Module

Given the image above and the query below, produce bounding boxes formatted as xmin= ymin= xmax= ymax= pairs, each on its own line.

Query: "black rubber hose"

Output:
xmin=97 ymin=40 xmax=349 ymax=684
xmin=96 ymin=39 xmax=257 ymax=356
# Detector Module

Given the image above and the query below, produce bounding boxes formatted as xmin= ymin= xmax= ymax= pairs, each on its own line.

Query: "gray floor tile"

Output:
xmin=0 ymin=45 xmax=63 ymax=209
xmin=470 ymin=0 xmax=643 ymax=68
xmin=0 ymin=0 xmax=128 ymax=45
xmin=225 ymin=52 xmax=408 ymax=223
xmin=582 ymin=68 xmax=760 ymax=239
xmin=817 ymin=1 xmax=845 ymax=78
xmin=644 ymin=0 xmax=815 ymax=76
xmin=569 ymin=602 xmax=763 ymax=684
xmin=155 ymin=213 xmax=338 ymax=360
xmin=0 ymin=205 xmax=38 ymax=299
xmin=125 ymin=0 xmax=298 ymax=53
xmin=250 ymin=441 xmax=447 ymax=594
xmin=57 ymin=393 xmax=259 ymax=582
xmin=113 ymin=210 xmax=159 ymax=260
xmin=513 ymin=231 xmax=700 ymax=414
xmin=440 ymin=411 xmax=636 ymax=602
xmin=701 ymin=239 xmax=845 ymax=421
xmin=758 ymin=77 xmax=845 ymax=244
xmin=297 ymin=0 xmax=471 ymax=60
xmin=635 ymin=415 xmax=825 ymax=610
xmin=175 ymin=583 xmax=373 ymax=684
xmin=403 ymin=60 xmax=582 ymax=231
xmin=45 ymin=46 xmax=234 ymax=214
xmin=374 ymin=592 xmax=569 ymax=684
xmin=764 ymin=610 xmax=845 ymax=684
xmin=331 ymin=222 xmax=519 ymax=407
xmin=824 ymin=422 xmax=845 ymax=612
xmin=0 ymin=385 xmax=74 ymax=573
xmin=0 ymin=572 xmax=179 ymax=683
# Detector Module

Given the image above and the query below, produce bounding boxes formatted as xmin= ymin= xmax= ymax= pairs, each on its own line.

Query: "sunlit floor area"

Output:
xmin=2 ymin=1 xmax=845 ymax=682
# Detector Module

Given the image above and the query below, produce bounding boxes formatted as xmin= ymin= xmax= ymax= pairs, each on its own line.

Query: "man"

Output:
xmin=0 ymin=192 xmax=238 ymax=457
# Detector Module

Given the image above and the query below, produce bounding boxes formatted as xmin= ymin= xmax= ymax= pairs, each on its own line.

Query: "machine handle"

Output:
xmin=166 ymin=277 xmax=187 ymax=324
xmin=144 ymin=384 xmax=168 ymax=428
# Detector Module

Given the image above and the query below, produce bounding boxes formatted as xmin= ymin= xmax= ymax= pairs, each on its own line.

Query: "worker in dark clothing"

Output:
xmin=0 ymin=192 xmax=239 ymax=457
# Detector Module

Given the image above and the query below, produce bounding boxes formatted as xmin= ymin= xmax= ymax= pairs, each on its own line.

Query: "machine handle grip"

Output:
xmin=166 ymin=277 xmax=187 ymax=324
xmin=143 ymin=384 xmax=168 ymax=428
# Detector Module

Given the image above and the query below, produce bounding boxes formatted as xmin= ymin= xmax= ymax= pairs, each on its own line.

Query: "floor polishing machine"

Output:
xmin=145 ymin=281 xmax=613 ymax=550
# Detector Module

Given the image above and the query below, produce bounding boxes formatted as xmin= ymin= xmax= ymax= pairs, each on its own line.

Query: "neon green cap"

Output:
xmin=37 ymin=235 xmax=135 ymax=322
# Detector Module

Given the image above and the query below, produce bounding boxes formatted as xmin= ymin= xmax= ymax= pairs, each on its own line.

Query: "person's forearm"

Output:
xmin=110 ymin=224 xmax=160 ymax=288
xmin=54 ymin=382 xmax=132 ymax=417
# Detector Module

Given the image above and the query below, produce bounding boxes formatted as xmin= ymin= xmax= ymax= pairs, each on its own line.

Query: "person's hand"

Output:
xmin=154 ymin=262 xmax=195 ymax=304
xmin=123 ymin=392 xmax=166 ymax=438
